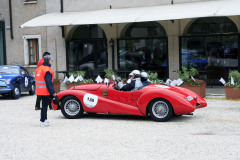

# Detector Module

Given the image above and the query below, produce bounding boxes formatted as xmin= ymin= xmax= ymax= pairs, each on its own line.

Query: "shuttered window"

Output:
xmin=28 ymin=39 xmax=38 ymax=65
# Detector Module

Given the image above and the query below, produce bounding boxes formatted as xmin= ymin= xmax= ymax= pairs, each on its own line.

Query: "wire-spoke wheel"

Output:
xmin=148 ymin=98 xmax=173 ymax=122
xmin=61 ymin=96 xmax=83 ymax=119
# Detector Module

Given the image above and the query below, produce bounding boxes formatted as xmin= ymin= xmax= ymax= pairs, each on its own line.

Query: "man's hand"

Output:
xmin=53 ymin=93 xmax=57 ymax=97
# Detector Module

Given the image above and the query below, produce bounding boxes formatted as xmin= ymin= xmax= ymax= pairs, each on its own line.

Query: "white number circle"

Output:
xmin=83 ymin=94 xmax=98 ymax=108
xmin=25 ymin=77 xmax=28 ymax=87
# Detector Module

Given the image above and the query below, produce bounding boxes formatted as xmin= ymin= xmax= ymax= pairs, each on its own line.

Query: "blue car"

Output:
xmin=0 ymin=65 xmax=35 ymax=99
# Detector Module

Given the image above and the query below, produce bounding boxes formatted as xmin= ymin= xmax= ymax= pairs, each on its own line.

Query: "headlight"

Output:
xmin=6 ymin=79 xmax=11 ymax=85
xmin=186 ymin=96 xmax=193 ymax=101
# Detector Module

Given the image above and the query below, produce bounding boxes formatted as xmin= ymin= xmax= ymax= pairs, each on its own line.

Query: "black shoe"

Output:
xmin=49 ymin=106 xmax=53 ymax=110
xmin=35 ymin=107 xmax=41 ymax=110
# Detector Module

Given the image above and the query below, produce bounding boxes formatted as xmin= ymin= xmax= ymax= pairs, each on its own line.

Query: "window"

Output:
xmin=188 ymin=17 xmax=238 ymax=35
xmin=23 ymin=0 xmax=37 ymax=4
xmin=28 ymin=39 xmax=38 ymax=65
xmin=118 ymin=22 xmax=168 ymax=80
xmin=71 ymin=25 xmax=106 ymax=40
xmin=125 ymin=22 xmax=166 ymax=38
xmin=21 ymin=67 xmax=29 ymax=75
xmin=180 ymin=17 xmax=239 ymax=85
xmin=67 ymin=25 xmax=107 ymax=79
xmin=23 ymin=35 xmax=41 ymax=66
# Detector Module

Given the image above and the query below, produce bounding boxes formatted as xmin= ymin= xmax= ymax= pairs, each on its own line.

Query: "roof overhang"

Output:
xmin=21 ymin=0 xmax=240 ymax=28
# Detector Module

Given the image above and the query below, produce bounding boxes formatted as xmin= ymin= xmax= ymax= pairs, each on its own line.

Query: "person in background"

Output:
xmin=35 ymin=55 xmax=56 ymax=127
xmin=35 ymin=52 xmax=52 ymax=110
xmin=140 ymin=72 xmax=150 ymax=87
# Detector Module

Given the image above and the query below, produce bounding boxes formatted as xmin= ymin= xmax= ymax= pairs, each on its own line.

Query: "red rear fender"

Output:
xmin=137 ymin=90 xmax=196 ymax=116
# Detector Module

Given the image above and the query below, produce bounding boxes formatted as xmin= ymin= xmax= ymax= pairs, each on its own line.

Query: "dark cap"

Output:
xmin=42 ymin=52 xmax=50 ymax=57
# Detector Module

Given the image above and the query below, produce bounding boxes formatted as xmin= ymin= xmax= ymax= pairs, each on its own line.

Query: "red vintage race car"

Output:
xmin=52 ymin=82 xmax=207 ymax=122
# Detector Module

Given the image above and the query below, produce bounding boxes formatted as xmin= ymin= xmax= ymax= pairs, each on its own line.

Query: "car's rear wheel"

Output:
xmin=61 ymin=96 xmax=83 ymax=119
xmin=12 ymin=84 xmax=21 ymax=99
xmin=29 ymin=84 xmax=35 ymax=95
xmin=148 ymin=98 xmax=173 ymax=122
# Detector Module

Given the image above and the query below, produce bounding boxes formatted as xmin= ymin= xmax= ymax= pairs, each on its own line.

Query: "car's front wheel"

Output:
xmin=61 ymin=96 xmax=83 ymax=119
xmin=12 ymin=84 xmax=21 ymax=99
xmin=148 ymin=98 xmax=173 ymax=122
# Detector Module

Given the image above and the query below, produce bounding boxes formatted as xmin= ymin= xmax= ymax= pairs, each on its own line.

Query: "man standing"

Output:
xmin=35 ymin=52 xmax=52 ymax=110
xmin=35 ymin=55 xmax=56 ymax=127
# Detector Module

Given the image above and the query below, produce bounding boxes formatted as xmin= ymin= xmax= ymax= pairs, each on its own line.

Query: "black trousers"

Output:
xmin=35 ymin=95 xmax=52 ymax=109
xmin=40 ymin=96 xmax=50 ymax=122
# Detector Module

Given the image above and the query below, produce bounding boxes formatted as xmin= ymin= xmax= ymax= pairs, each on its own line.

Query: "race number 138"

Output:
xmin=83 ymin=94 xmax=98 ymax=108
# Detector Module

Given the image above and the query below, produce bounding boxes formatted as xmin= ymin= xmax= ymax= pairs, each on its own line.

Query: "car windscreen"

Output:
xmin=0 ymin=66 xmax=19 ymax=74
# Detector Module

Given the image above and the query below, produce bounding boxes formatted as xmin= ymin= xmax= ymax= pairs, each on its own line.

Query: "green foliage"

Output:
xmin=150 ymin=79 xmax=164 ymax=84
xmin=176 ymin=66 xmax=204 ymax=85
xmin=121 ymin=78 xmax=127 ymax=83
xmin=148 ymin=72 xmax=158 ymax=81
xmin=66 ymin=71 xmax=86 ymax=84
xmin=65 ymin=79 xmax=93 ymax=84
xmin=53 ymin=79 xmax=61 ymax=83
xmin=69 ymin=71 xmax=85 ymax=79
xmin=104 ymin=68 xmax=115 ymax=79
xmin=189 ymin=67 xmax=199 ymax=77
xmin=80 ymin=79 xmax=94 ymax=84
xmin=225 ymin=70 xmax=240 ymax=89
xmin=176 ymin=67 xmax=189 ymax=82
xmin=147 ymin=71 xmax=164 ymax=84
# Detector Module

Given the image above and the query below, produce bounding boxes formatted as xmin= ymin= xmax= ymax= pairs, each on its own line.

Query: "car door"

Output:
xmin=20 ymin=67 xmax=30 ymax=91
xmin=107 ymin=84 xmax=143 ymax=107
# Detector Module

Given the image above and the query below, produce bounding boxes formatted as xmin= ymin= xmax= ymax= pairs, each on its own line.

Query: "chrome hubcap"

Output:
xmin=64 ymin=99 xmax=81 ymax=116
xmin=152 ymin=101 xmax=169 ymax=118
xmin=15 ymin=88 xmax=19 ymax=96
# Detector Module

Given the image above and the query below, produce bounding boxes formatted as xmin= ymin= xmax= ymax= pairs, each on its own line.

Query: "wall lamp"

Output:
xmin=109 ymin=38 xmax=114 ymax=47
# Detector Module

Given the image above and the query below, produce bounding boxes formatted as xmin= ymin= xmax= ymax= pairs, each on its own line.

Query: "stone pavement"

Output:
xmin=0 ymin=94 xmax=240 ymax=160
xmin=206 ymin=86 xmax=225 ymax=98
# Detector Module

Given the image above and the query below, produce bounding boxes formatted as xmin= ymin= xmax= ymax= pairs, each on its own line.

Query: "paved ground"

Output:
xmin=206 ymin=86 xmax=225 ymax=98
xmin=0 ymin=94 xmax=240 ymax=160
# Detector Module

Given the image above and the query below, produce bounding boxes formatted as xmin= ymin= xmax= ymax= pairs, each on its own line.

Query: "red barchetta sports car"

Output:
xmin=52 ymin=82 xmax=207 ymax=122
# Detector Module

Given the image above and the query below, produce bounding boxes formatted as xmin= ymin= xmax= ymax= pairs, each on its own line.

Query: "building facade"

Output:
xmin=1 ymin=0 xmax=240 ymax=85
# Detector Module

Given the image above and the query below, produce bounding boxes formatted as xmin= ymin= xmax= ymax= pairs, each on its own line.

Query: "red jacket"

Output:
xmin=37 ymin=58 xmax=44 ymax=68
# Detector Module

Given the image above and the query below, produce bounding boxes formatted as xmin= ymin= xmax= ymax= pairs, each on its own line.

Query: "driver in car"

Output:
xmin=118 ymin=70 xmax=143 ymax=91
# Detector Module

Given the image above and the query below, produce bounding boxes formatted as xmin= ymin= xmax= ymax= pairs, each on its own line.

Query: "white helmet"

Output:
xmin=129 ymin=72 xmax=134 ymax=76
xmin=132 ymin=70 xmax=140 ymax=77
xmin=141 ymin=72 xmax=148 ymax=78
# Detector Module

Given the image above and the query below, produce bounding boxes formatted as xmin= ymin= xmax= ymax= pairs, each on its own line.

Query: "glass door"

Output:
xmin=66 ymin=39 xmax=107 ymax=78
xmin=118 ymin=38 xmax=168 ymax=80
xmin=180 ymin=34 xmax=239 ymax=85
